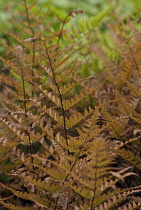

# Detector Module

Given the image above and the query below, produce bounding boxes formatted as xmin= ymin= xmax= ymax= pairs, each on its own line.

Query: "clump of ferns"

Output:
xmin=1 ymin=1 xmax=141 ymax=209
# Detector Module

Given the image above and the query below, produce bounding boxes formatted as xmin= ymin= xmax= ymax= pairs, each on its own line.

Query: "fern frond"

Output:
xmin=63 ymin=89 xmax=91 ymax=110
xmin=29 ymin=5 xmax=44 ymax=20
xmin=53 ymin=55 xmax=70 ymax=70
xmin=26 ymin=1 xmax=38 ymax=11
xmin=0 ymin=200 xmax=39 ymax=210
xmin=116 ymin=134 xmax=141 ymax=149
xmin=26 ymin=99 xmax=64 ymax=126
xmin=32 ymin=9 xmax=50 ymax=29
xmin=35 ymin=165 xmax=66 ymax=181
xmin=31 ymin=71 xmax=58 ymax=93
xmin=76 ymin=107 xmax=100 ymax=141
xmin=101 ymin=105 xmax=126 ymax=138
xmin=95 ymin=190 xmax=141 ymax=210
xmin=2 ymin=0 xmax=141 ymax=209
xmin=56 ymin=61 xmax=77 ymax=84
xmin=118 ymin=201 xmax=141 ymax=210
xmin=6 ymin=32 xmax=31 ymax=48
xmin=10 ymin=18 xmax=33 ymax=37
xmin=129 ymin=114 xmax=141 ymax=124
xmin=126 ymin=81 xmax=141 ymax=98
xmin=116 ymin=91 xmax=135 ymax=115
xmin=74 ymin=7 xmax=110 ymax=34
xmin=19 ymin=175 xmax=60 ymax=193
xmin=65 ymin=106 xmax=94 ymax=128
xmin=30 ymin=82 xmax=61 ymax=107
xmin=118 ymin=149 xmax=141 ymax=171
xmin=0 ymin=118 xmax=29 ymax=145
xmin=59 ymin=82 xmax=77 ymax=95
xmin=0 ymin=183 xmax=49 ymax=209
xmin=1 ymin=183 xmax=34 ymax=202
xmin=59 ymin=75 xmax=96 ymax=95
xmin=115 ymin=61 xmax=134 ymax=88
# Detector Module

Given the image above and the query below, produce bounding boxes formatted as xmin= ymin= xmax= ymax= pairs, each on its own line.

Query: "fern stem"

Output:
xmin=23 ymin=0 xmax=35 ymax=96
xmin=62 ymin=113 xmax=97 ymax=187
xmin=57 ymin=14 xmax=70 ymax=46
xmin=18 ymin=57 xmax=34 ymax=165
xmin=91 ymin=154 xmax=98 ymax=209
xmin=21 ymin=66 xmax=33 ymax=158
xmin=19 ymin=63 xmax=27 ymax=113
xmin=128 ymin=46 xmax=141 ymax=78
xmin=42 ymin=40 xmax=69 ymax=146
xmin=53 ymin=114 xmax=99 ymax=209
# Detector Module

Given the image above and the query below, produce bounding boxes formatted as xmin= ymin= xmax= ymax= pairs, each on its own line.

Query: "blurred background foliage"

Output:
xmin=1 ymin=0 xmax=141 ymax=29
xmin=1 ymin=0 xmax=141 ymax=78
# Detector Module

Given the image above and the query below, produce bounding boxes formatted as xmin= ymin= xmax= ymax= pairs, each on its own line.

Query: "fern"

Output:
xmin=76 ymin=6 xmax=111 ymax=34
xmin=0 ymin=200 xmax=39 ymax=210
xmin=1 ymin=0 xmax=141 ymax=209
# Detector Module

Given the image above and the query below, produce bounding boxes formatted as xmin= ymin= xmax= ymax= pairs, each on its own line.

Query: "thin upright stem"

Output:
xmin=57 ymin=14 xmax=70 ymax=46
xmin=23 ymin=0 xmax=36 ymax=96
xmin=42 ymin=40 xmax=69 ymax=146
xmin=19 ymin=61 xmax=33 ymax=163
xmin=91 ymin=155 xmax=98 ymax=209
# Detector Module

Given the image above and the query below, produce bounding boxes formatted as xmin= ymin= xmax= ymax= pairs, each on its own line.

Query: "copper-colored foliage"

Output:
xmin=1 ymin=1 xmax=141 ymax=209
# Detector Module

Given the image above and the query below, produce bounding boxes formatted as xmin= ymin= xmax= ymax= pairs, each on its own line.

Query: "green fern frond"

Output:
xmin=75 ymin=6 xmax=111 ymax=34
